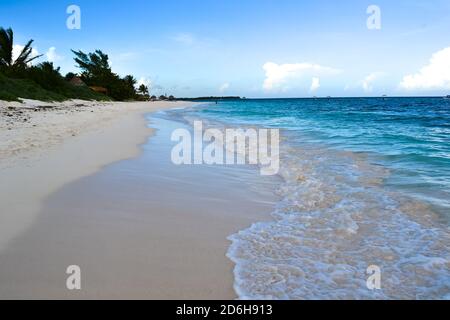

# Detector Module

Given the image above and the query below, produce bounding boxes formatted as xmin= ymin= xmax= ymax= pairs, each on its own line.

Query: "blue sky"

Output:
xmin=1 ymin=0 xmax=450 ymax=97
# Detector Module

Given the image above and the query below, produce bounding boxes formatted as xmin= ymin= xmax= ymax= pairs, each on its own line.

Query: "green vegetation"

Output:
xmin=0 ymin=27 xmax=152 ymax=102
xmin=0 ymin=27 xmax=43 ymax=70
xmin=0 ymin=72 xmax=63 ymax=101
xmin=71 ymin=50 xmax=140 ymax=101
xmin=0 ymin=71 xmax=109 ymax=101
xmin=0 ymin=68 xmax=109 ymax=102
xmin=137 ymin=84 xmax=150 ymax=101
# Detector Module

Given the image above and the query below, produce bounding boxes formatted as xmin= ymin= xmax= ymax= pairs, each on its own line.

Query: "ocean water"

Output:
xmin=165 ymin=97 xmax=450 ymax=300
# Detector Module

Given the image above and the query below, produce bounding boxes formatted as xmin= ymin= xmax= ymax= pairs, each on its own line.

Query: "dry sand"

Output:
xmin=0 ymin=99 xmax=192 ymax=252
xmin=0 ymin=99 xmax=276 ymax=299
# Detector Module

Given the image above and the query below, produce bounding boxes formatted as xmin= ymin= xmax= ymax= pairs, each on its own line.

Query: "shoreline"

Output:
xmin=0 ymin=100 xmax=195 ymax=252
xmin=0 ymin=100 xmax=277 ymax=299
xmin=164 ymin=100 xmax=450 ymax=299
xmin=2 ymin=98 xmax=448 ymax=299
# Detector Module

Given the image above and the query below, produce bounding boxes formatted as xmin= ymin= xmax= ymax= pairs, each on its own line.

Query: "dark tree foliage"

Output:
xmin=136 ymin=84 xmax=150 ymax=101
xmin=72 ymin=50 xmax=137 ymax=101
xmin=0 ymin=27 xmax=43 ymax=76
xmin=28 ymin=62 xmax=65 ymax=90
xmin=0 ymin=26 xmax=138 ymax=102
xmin=138 ymin=84 xmax=149 ymax=95
xmin=65 ymin=72 xmax=76 ymax=81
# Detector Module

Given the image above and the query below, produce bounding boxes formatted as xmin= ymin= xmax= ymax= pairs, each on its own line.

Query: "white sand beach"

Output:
xmin=0 ymin=100 xmax=190 ymax=253
xmin=0 ymin=99 xmax=276 ymax=299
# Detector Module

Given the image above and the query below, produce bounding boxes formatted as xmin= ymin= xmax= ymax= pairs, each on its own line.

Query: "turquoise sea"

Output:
xmin=164 ymin=97 xmax=450 ymax=299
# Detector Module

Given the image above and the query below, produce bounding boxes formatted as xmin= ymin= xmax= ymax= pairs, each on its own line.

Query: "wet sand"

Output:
xmin=0 ymin=115 xmax=277 ymax=299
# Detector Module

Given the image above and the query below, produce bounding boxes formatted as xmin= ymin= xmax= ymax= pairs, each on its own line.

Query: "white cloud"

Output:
xmin=219 ymin=82 xmax=230 ymax=93
xmin=263 ymin=62 xmax=340 ymax=91
xmin=362 ymin=72 xmax=384 ymax=92
xmin=12 ymin=45 xmax=40 ymax=65
xmin=137 ymin=77 xmax=152 ymax=89
xmin=310 ymin=77 xmax=320 ymax=92
xmin=172 ymin=33 xmax=195 ymax=45
xmin=46 ymin=47 xmax=62 ymax=63
xmin=400 ymin=47 xmax=450 ymax=91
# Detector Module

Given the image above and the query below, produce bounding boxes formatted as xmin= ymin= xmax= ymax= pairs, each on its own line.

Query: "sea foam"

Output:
xmin=162 ymin=99 xmax=450 ymax=300
xmin=227 ymin=142 xmax=450 ymax=299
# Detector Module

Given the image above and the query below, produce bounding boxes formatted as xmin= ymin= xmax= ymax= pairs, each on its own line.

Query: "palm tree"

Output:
xmin=138 ymin=84 xmax=149 ymax=96
xmin=0 ymin=27 xmax=42 ymax=69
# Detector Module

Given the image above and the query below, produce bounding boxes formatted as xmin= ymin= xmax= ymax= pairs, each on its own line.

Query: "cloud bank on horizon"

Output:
xmin=261 ymin=44 xmax=450 ymax=96
xmin=262 ymin=62 xmax=341 ymax=92
xmin=400 ymin=47 xmax=450 ymax=91
xmin=310 ymin=77 xmax=320 ymax=93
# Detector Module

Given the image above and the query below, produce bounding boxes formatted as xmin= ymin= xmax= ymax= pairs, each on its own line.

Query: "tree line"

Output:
xmin=0 ymin=27 xmax=150 ymax=101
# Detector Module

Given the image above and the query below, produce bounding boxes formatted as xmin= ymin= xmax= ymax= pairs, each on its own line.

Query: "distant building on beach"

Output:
xmin=68 ymin=76 xmax=86 ymax=87
xmin=66 ymin=74 xmax=107 ymax=95
xmin=89 ymin=86 xmax=108 ymax=95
